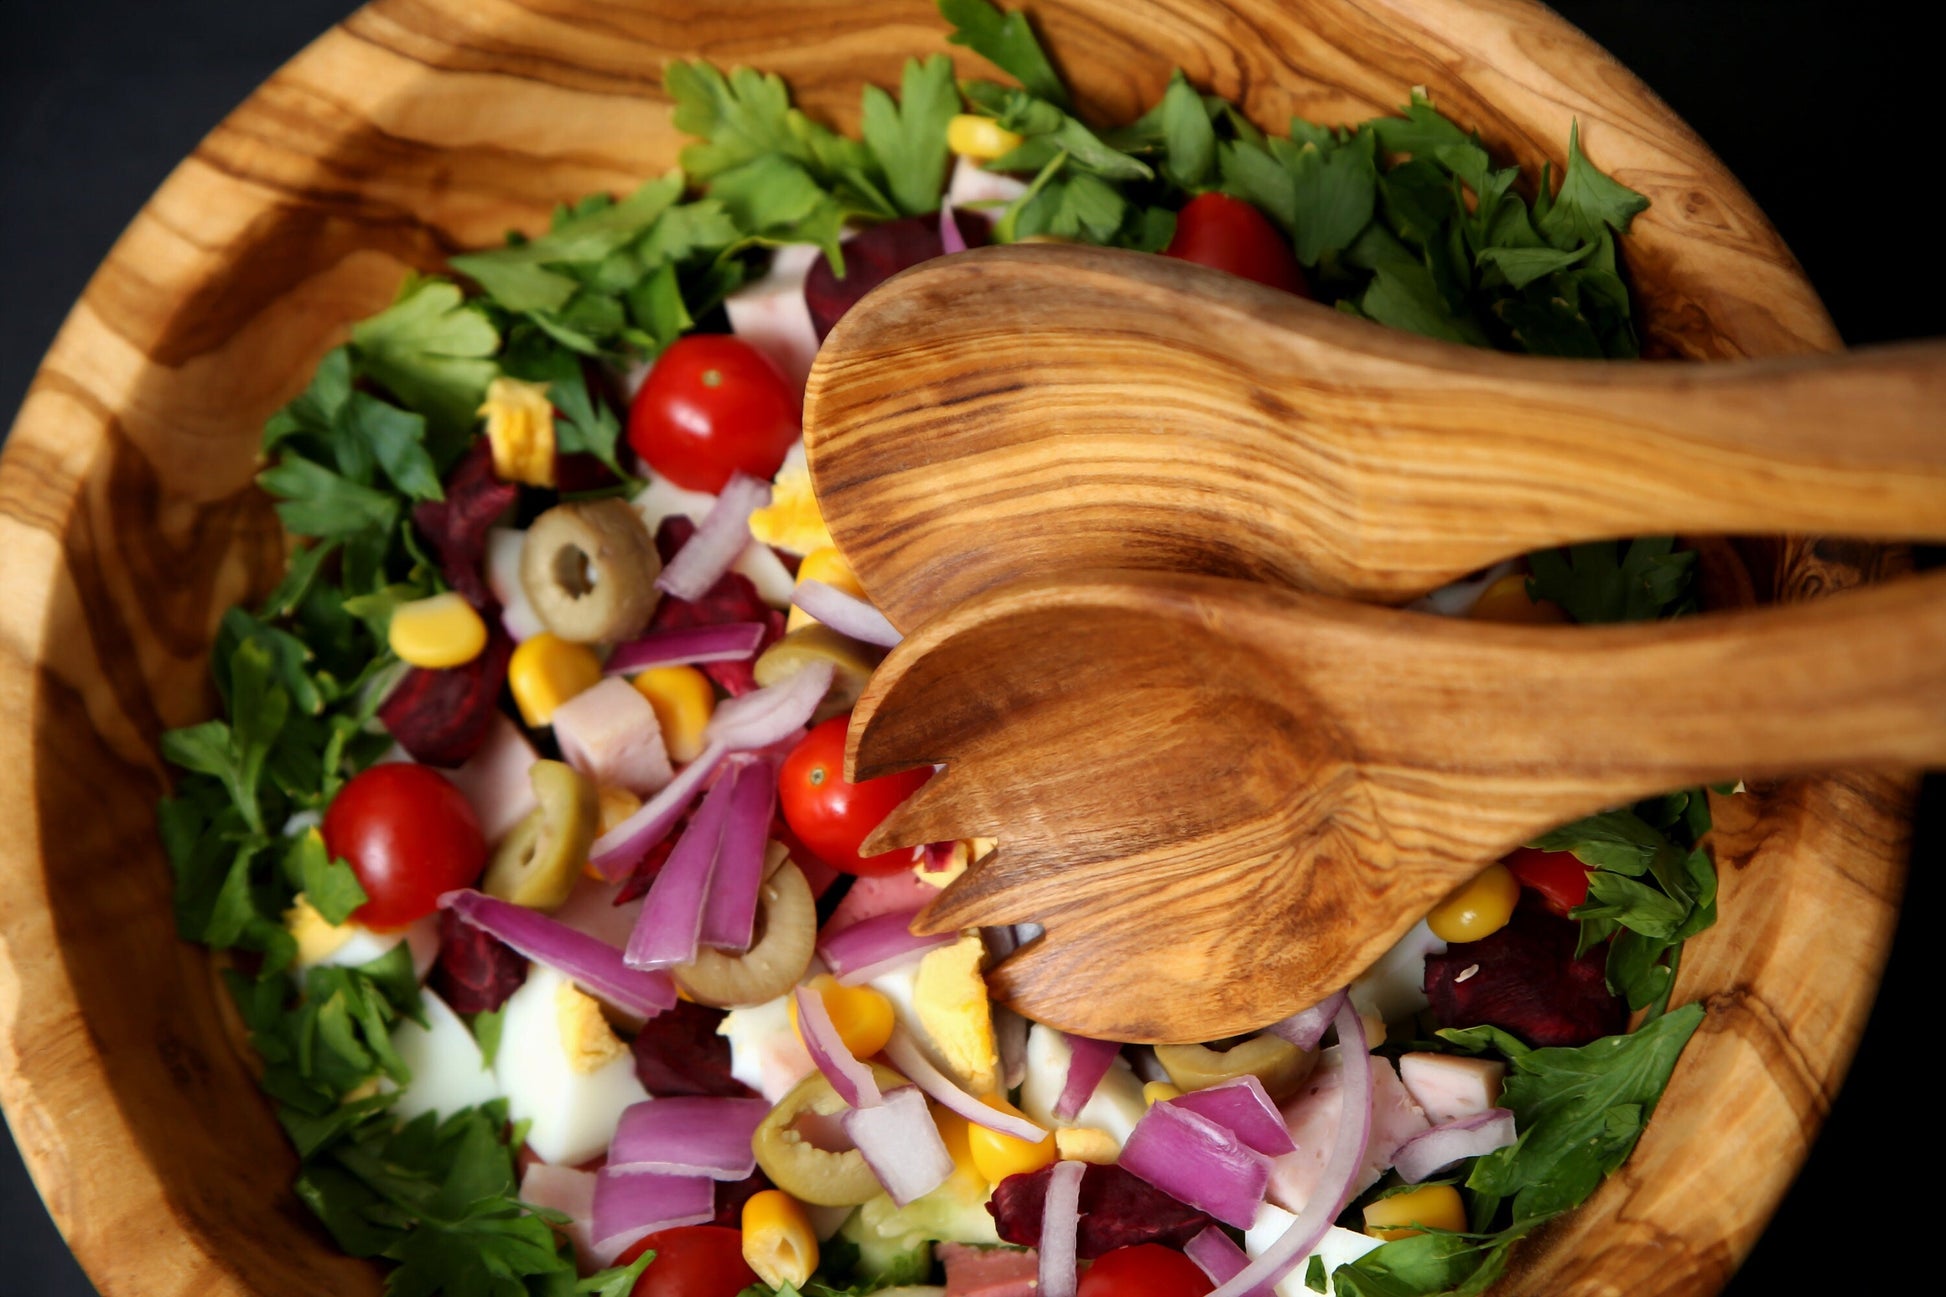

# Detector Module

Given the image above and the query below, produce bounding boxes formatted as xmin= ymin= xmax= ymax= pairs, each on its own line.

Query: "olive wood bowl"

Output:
xmin=0 ymin=2 xmax=1913 ymax=1295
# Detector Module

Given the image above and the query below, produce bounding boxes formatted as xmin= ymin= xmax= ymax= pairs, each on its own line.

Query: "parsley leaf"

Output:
xmin=289 ymin=827 xmax=370 ymax=925
xmin=349 ymin=277 xmax=500 ymax=441
xmin=1159 ymin=70 xmax=1216 ymax=189
xmin=1525 ymin=537 xmax=1698 ymax=624
xmin=1537 ymin=121 xmax=1650 ymax=250
xmin=861 ymin=55 xmax=959 ymax=215
xmin=939 ymin=0 xmax=1070 ymax=107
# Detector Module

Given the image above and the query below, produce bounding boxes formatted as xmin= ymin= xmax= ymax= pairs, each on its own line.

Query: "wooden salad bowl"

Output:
xmin=0 ymin=2 xmax=1909 ymax=1295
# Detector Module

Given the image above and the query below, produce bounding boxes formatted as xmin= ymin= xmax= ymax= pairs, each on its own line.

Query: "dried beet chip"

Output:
xmin=412 ymin=441 xmax=518 ymax=610
xmin=988 ymin=1162 xmax=1213 ymax=1260
xmin=804 ymin=212 xmax=991 ymax=341
xmin=431 ymin=906 xmax=528 ymax=1014
xmin=630 ymin=998 xmax=755 ymax=1098
xmin=1424 ymin=906 xmax=1627 ymax=1048
xmin=377 ymin=629 xmax=513 ymax=767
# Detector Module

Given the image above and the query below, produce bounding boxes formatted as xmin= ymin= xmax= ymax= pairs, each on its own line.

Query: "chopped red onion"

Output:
xmin=1038 ymin=1158 xmax=1085 ymax=1297
xmin=939 ymin=196 xmax=969 ymax=255
xmin=624 ymin=768 xmax=735 ymax=970
xmin=1167 ymin=1076 xmax=1297 ymax=1158
xmin=795 ymin=984 xmax=883 ymax=1108
xmin=703 ymin=660 xmax=835 ymax=752
xmin=1391 ymin=1107 xmax=1517 ymax=1184
xmin=1054 ymin=1034 xmax=1121 ymax=1122
xmin=883 ymin=1027 xmax=1048 ymax=1142
xmin=589 ymin=1168 xmax=715 ymax=1260
xmin=843 ymin=1084 xmax=954 ymax=1206
xmin=588 ymin=741 xmax=730 ymax=878
xmin=1207 ymin=1003 xmax=1373 ymax=1297
xmin=1185 ymin=1227 xmax=1269 ymax=1296
xmin=791 ymin=580 xmax=902 ymax=649
xmin=819 ymin=909 xmax=957 ymax=985
xmin=657 ymin=472 xmax=772 ymax=600
xmin=436 ymin=889 xmax=675 ymax=1019
xmin=1118 ymin=1097 xmax=1272 ymax=1229
xmin=1267 ymin=989 xmax=1347 ymax=1051
xmin=606 ymin=622 xmax=768 ymax=675
xmin=697 ymin=760 xmax=776 ymax=952
xmin=607 ymin=1096 xmax=772 ymax=1180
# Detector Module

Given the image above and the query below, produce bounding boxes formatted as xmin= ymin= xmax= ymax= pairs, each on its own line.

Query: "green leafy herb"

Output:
xmin=349 ymin=277 xmax=500 ymax=441
xmin=288 ymin=827 xmax=369 ymax=925
xmin=1526 ymin=537 xmax=1698 ymax=624
xmin=862 ymin=55 xmax=959 ymax=215
xmin=939 ymin=0 xmax=1071 ymax=106
xmin=1537 ymin=121 xmax=1651 ymax=250
xmin=1159 ymin=71 xmax=1217 ymax=189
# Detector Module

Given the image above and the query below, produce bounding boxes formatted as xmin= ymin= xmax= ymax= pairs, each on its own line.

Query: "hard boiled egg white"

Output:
xmin=720 ymin=990 xmax=815 ymax=1104
xmin=386 ymin=986 xmax=500 ymax=1123
xmin=1244 ymin=1206 xmax=1382 ymax=1297
xmin=495 ymin=963 xmax=649 ymax=1165
xmin=1017 ymin=1022 xmax=1147 ymax=1147
xmin=290 ymin=901 xmax=439 ymax=982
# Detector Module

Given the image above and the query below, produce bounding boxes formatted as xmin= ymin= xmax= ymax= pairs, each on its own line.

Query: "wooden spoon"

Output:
xmin=846 ymin=568 xmax=1946 ymax=1043
xmin=804 ymin=244 xmax=1946 ymax=628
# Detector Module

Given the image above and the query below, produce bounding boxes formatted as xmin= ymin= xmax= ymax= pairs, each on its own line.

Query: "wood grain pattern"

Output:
xmin=0 ymin=2 xmax=1909 ymax=1295
xmin=849 ymin=569 xmax=1946 ymax=1041
xmin=808 ymin=245 xmax=1946 ymax=618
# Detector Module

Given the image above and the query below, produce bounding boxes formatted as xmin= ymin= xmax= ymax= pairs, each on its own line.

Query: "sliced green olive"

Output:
xmin=754 ymin=1065 xmax=907 ymax=1206
xmin=753 ymin=624 xmax=884 ymax=721
xmin=520 ymin=498 xmax=661 ymax=643
xmin=482 ymin=761 xmax=598 ymax=910
xmin=1156 ymin=1034 xmax=1316 ymax=1103
xmin=674 ymin=859 xmax=815 ymax=1007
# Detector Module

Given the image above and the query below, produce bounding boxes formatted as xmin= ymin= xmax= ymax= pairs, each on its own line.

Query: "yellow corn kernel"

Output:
xmin=967 ymin=1095 xmax=1057 ymax=1182
xmin=948 ymin=114 xmax=1025 ymax=161
xmin=1469 ymin=572 xmax=1569 ymax=624
xmin=1426 ymin=862 xmax=1521 ymax=944
xmin=747 ymin=453 xmax=832 ymax=556
xmin=933 ymin=1106 xmax=983 ymax=1183
xmin=388 ymin=592 xmax=488 ymax=669
xmin=789 ymin=974 xmax=897 ymax=1060
xmin=1142 ymin=1081 xmax=1184 ymax=1106
xmin=742 ymin=1189 xmax=818 ymax=1289
xmin=508 ymin=633 xmax=603 ymax=727
xmin=1362 ymin=1184 xmax=1468 ymax=1241
xmin=785 ymin=547 xmax=870 ymax=633
xmin=1055 ymin=1127 xmax=1120 ymax=1164
xmin=631 ymin=664 xmax=716 ymax=764
xmin=479 ymin=376 xmax=557 ymax=487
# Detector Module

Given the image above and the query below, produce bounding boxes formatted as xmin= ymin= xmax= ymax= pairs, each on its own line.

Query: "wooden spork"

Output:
xmin=846 ymin=567 xmax=1946 ymax=1043
xmin=804 ymin=244 xmax=1946 ymax=630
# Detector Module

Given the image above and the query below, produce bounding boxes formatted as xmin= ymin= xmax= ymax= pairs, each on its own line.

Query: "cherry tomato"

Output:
xmin=617 ymin=1226 xmax=756 ymax=1297
xmin=1078 ymin=1243 xmax=1216 ymax=1297
xmin=779 ymin=714 xmax=933 ymax=876
xmin=627 ymin=335 xmax=800 ymax=493
xmin=1162 ymin=192 xmax=1310 ymax=296
xmin=320 ymin=764 xmax=486 ymax=928
xmin=1504 ymin=846 xmax=1597 ymax=918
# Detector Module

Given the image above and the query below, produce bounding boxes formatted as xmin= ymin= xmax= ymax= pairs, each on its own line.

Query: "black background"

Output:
xmin=2 ymin=2 xmax=1934 ymax=1293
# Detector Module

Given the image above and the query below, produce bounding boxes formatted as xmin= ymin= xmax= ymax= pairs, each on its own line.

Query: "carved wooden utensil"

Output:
xmin=848 ymin=568 xmax=1946 ymax=1043
xmin=805 ymin=244 xmax=1946 ymax=628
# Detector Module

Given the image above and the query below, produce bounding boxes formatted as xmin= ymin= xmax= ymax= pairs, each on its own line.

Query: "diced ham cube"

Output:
xmin=941 ymin=1241 xmax=1039 ymax=1296
xmin=443 ymin=712 xmax=539 ymax=842
xmin=725 ymin=242 xmax=825 ymax=396
xmin=819 ymin=868 xmax=938 ymax=939
xmin=519 ymin=1163 xmax=600 ymax=1274
xmin=1396 ymin=1053 xmax=1507 ymax=1126
xmin=550 ymin=677 xmax=673 ymax=795
xmin=1265 ymin=1048 xmax=1431 ymax=1213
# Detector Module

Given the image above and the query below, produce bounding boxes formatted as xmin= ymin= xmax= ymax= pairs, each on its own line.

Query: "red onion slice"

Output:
xmin=606 ymin=622 xmax=768 ymax=675
xmin=795 ymin=984 xmax=883 ymax=1108
xmin=696 ymin=760 xmax=776 ymax=952
xmin=589 ymin=1168 xmax=715 ymax=1260
xmin=819 ymin=909 xmax=958 ymax=984
xmin=939 ymin=195 xmax=969 ymax=255
xmin=1167 ymin=1076 xmax=1297 ymax=1157
xmin=1208 ymin=1003 xmax=1373 ymax=1297
xmin=624 ymin=768 xmax=735 ymax=970
xmin=1391 ymin=1107 xmax=1517 ymax=1184
xmin=1053 ymin=1034 xmax=1121 ymax=1122
xmin=606 ymin=1096 xmax=772 ymax=1180
xmin=588 ymin=741 xmax=730 ymax=878
xmin=657 ymin=472 xmax=772 ymax=601
xmin=437 ymin=889 xmax=676 ymax=1019
xmin=1038 ymin=1158 xmax=1085 ymax=1297
xmin=882 ymin=1027 xmax=1048 ymax=1142
xmin=703 ymin=660 xmax=835 ymax=752
xmin=843 ymin=1084 xmax=955 ymax=1206
xmin=1267 ymin=988 xmax=1347 ymax=1051
xmin=1185 ymin=1227 xmax=1271 ymax=1296
xmin=791 ymin=580 xmax=902 ymax=649
xmin=1118 ymin=1098 xmax=1272 ymax=1229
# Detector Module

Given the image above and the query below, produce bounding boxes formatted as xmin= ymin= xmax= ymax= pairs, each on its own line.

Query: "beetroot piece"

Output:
xmin=710 ymin=1169 xmax=773 ymax=1227
xmin=1424 ymin=907 xmax=1627 ymax=1048
xmin=649 ymin=516 xmax=787 ymax=697
xmin=553 ymin=451 xmax=621 ymax=494
xmin=411 ymin=442 xmax=519 ymax=610
xmin=631 ymin=998 xmax=755 ymax=1098
xmin=430 ymin=906 xmax=528 ymax=1014
xmin=988 ymin=1162 xmax=1214 ymax=1259
xmin=377 ymin=629 xmax=513 ymax=767
xmin=804 ymin=212 xmax=992 ymax=341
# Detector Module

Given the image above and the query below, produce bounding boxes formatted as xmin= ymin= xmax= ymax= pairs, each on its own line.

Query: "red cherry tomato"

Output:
xmin=1504 ymin=846 xmax=1597 ymax=918
xmin=1162 ymin=192 xmax=1310 ymax=296
xmin=320 ymin=764 xmax=486 ymax=928
xmin=627 ymin=335 xmax=800 ymax=493
xmin=617 ymin=1225 xmax=756 ymax=1297
xmin=779 ymin=714 xmax=933 ymax=876
xmin=1078 ymin=1243 xmax=1216 ymax=1297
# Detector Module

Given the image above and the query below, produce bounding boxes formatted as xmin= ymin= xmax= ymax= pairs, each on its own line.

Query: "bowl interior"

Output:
xmin=0 ymin=2 xmax=1911 ymax=1295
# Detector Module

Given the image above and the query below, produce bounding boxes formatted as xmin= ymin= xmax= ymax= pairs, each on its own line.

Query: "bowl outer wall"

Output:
xmin=0 ymin=1 xmax=1912 ymax=1295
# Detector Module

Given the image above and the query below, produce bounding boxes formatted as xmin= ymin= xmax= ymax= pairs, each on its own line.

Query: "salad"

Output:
xmin=160 ymin=3 xmax=1720 ymax=1295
